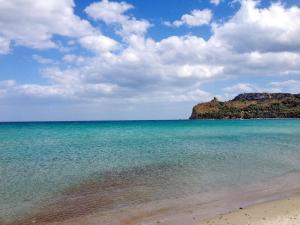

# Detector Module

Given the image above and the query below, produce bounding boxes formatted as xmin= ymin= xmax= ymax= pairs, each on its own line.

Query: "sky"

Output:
xmin=0 ymin=0 xmax=300 ymax=121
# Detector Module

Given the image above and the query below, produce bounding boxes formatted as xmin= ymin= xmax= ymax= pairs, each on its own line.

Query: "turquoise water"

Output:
xmin=1 ymin=120 xmax=300 ymax=222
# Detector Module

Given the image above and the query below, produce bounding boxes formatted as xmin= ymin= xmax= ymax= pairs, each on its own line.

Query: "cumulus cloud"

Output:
xmin=223 ymin=79 xmax=300 ymax=99
xmin=166 ymin=9 xmax=212 ymax=27
xmin=85 ymin=0 xmax=132 ymax=23
xmin=210 ymin=0 xmax=222 ymax=6
xmin=31 ymin=34 xmax=224 ymax=103
xmin=223 ymin=83 xmax=260 ymax=94
xmin=223 ymin=83 xmax=262 ymax=98
xmin=85 ymin=0 xmax=150 ymax=36
xmin=0 ymin=0 xmax=100 ymax=54
xmin=212 ymin=0 xmax=300 ymax=53
xmin=269 ymin=80 xmax=300 ymax=93
xmin=0 ymin=79 xmax=118 ymax=102
xmin=1 ymin=0 xmax=300 ymax=116
xmin=79 ymin=35 xmax=118 ymax=54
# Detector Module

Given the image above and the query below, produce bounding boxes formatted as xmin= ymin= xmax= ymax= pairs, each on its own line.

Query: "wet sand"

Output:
xmin=25 ymin=195 xmax=300 ymax=225
xmin=5 ymin=171 xmax=300 ymax=225
xmin=197 ymin=195 xmax=300 ymax=225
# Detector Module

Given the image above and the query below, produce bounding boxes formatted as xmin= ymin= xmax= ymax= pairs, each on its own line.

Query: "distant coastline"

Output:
xmin=1 ymin=117 xmax=300 ymax=124
xmin=190 ymin=93 xmax=300 ymax=120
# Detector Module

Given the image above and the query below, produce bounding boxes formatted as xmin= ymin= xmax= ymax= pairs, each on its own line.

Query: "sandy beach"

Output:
xmin=197 ymin=195 xmax=300 ymax=225
xmin=4 ymin=171 xmax=300 ymax=225
xmin=13 ymin=194 xmax=300 ymax=225
xmin=10 ymin=175 xmax=300 ymax=225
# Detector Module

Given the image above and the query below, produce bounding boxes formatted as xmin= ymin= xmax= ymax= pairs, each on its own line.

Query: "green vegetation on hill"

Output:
xmin=189 ymin=93 xmax=300 ymax=119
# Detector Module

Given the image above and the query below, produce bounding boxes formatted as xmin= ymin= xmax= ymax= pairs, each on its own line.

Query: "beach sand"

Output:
xmin=12 ymin=194 xmax=300 ymax=225
xmin=6 ymin=173 xmax=300 ymax=225
xmin=13 ymin=193 xmax=300 ymax=225
xmin=5 ymin=173 xmax=300 ymax=225
xmin=197 ymin=195 xmax=300 ymax=225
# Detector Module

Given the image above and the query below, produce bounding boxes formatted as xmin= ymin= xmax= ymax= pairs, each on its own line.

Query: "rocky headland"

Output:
xmin=190 ymin=93 xmax=300 ymax=119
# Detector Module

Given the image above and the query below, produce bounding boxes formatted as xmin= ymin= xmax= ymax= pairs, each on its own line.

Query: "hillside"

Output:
xmin=189 ymin=93 xmax=300 ymax=120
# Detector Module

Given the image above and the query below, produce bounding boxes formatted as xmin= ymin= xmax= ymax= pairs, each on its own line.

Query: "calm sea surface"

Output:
xmin=1 ymin=120 xmax=300 ymax=223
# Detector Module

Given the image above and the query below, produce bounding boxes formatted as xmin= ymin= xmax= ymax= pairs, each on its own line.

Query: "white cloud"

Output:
xmin=0 ymin=80 xmax=15 ymax=88
xmin=0 ymin=36 xmax=10 ymax=54
xmin=166 ymin=89 xmax=211 ymax=102
xmin=223 ymin=83 xmax=261 ymax=98
xmin=85 ymin=0 xmax=133 ymax=23
xmin=0 ymin=0 xmax=99 ymax=54
xmin=126 ymin=89 xmax=212 ymax=103
xmin=222 ymin=79 xmax=300 ymax=100
xmin=1 ymin=0 xmax=300 ymax=111
xmin=167 ymin=9 xmax=212 ymax=27
xmin=0 ymin=80 xmax=16 ymax=97
xmin=269 ymin=80 xmax=300 ymax=94
xmin=85 ymin=0 xmax=150 ymax=36
xmin=79 ymin=35 xmax=118 ymax=54
xmin=223 ymin=83 xmax=260 ymax=93
xmin=18 ymin=83 xmax=117 ymax=99
xmin=212 ymin=0 xmax=300 ymax=53
xmin=210 ymin=0 xmax=221 ymax=6
xmin=0 ymin=79 xmax=118 ymax=101
xmin=32 ymin=55 xmax=57 ymax=65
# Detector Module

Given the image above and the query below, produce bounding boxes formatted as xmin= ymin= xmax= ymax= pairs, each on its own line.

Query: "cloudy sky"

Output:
xmin=0 ymin=0 xmax=300 ymax=121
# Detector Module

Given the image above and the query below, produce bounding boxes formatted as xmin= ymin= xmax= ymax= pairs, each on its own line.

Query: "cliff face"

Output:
xmin=190 ymin=93 xmax=300 ymax=120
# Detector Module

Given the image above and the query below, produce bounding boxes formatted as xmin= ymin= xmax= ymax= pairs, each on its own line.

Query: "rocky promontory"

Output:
xmin=190 ymin=93 xmax=300 ymax=120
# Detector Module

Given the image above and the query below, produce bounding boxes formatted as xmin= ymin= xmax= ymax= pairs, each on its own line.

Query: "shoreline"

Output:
xmin=197 ymin=195 xmax=300 ymax=225
xmin=5 ymin=172 xmax=300 ymax=225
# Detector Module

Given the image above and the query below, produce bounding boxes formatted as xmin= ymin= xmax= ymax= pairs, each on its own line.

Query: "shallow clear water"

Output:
xmin=1 ymin=120 xmax=300 ymax=222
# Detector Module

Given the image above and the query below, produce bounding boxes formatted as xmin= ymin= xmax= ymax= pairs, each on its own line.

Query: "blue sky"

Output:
xmin=0 ymin=0 xmax=300 ymax=121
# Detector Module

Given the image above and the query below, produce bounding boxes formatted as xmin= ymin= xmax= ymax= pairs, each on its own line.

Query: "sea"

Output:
xmin=1 ymin=120 xmax=300 ymax=224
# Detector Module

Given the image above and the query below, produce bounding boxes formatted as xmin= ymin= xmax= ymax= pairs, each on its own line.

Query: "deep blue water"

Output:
xmin=1 ymin=120 xmax=300 ymax=221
